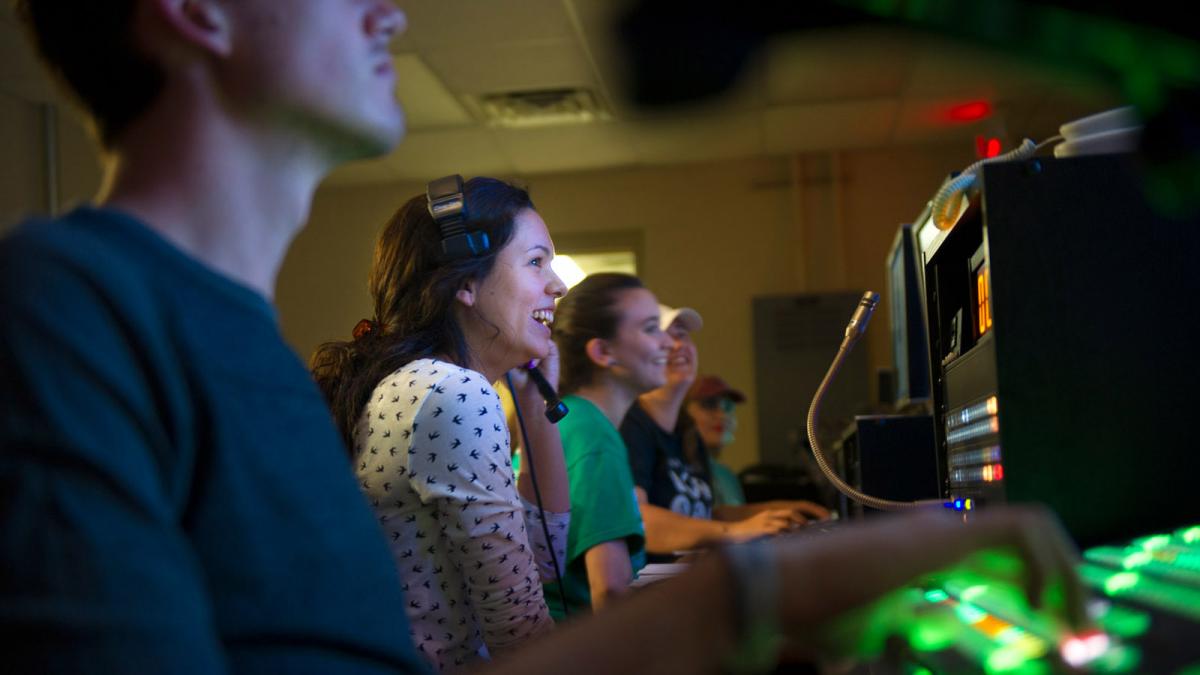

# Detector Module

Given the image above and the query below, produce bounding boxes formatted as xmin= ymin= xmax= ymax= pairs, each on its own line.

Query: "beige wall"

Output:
xmin=0 ymin=101 xmax=974 ymax=473
xmin=279 ymin=143 xmax=975 ymax=472
xmin=0 ymin=96 xmax=104 ymax=230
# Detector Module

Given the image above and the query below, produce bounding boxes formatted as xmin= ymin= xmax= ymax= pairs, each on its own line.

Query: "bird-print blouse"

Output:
xmin=354 ymin=358 xmax=569 ymax=672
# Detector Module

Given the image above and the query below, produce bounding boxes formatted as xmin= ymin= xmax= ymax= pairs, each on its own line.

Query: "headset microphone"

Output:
xmin=525 ymin=363 xmax=569 ymax=423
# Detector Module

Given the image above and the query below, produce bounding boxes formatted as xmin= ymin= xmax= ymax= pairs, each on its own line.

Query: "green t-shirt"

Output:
xmin=709 ymin=458 xmax=747 ymax=507
xmin=544 ymin=395 xmax=646 ymax=620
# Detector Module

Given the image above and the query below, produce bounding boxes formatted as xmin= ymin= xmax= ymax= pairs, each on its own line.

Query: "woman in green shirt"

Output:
xmin=545 ymin=273 xmax=674 ymax=618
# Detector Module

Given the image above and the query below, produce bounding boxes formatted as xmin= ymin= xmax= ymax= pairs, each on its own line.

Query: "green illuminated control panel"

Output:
xmin=893 ymin=525 xmax=1200 ymax=674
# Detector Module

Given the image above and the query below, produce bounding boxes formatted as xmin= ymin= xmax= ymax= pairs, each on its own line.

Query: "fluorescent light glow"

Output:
xmin=551 ymin=255 xmax=587 ymax=290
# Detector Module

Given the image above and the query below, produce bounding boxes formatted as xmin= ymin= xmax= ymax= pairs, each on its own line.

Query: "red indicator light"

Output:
xmin=975 ymin=135 xmax=1004 ymax=159
xmin=948 ymin=101 xmax=992 ymax=122
xmin=994 ymin=464 xmax=1004 ymax=480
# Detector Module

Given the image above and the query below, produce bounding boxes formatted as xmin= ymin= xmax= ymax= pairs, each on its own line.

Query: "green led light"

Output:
xmin=1098 ymin=604 xmax=1152 ymax=639
xmin=961 ymin=584 xmax=988 ymax=602
xmin=993 ymin=626 xmax=1027 ymax=646
xmin=1104 ymin=572 xmax=1140 ymax=595
xmin=1089 ymin=645 xmax=1143 ymax=674
xmin=1134 ymin=535 xmax=1171 ymax=551
xmin=908 ymin=619 xmax=958 ymax=653
xmin=1179 ymin=526 xmax=1200 ymax=544
xmin=924 ymin=589 xmax=950 ymax=604
xmin=987 ymin=645 xmax=1027 ymax=672
xmin=985 ymin=643 xmax=1050 ymax=675
xmin=911 ymin=668 xmax=934 ymax=675
xmin=956 ymin=602 xmax=987 ymax=624
xmin=1121 ymin=550 xmax=1152 ymax=569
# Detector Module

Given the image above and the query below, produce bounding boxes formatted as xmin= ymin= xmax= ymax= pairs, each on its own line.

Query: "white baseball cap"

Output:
xmin=659 ymin=304 xmax=703 ymax=333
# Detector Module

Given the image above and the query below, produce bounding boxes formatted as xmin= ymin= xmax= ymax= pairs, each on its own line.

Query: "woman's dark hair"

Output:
xmin=553 ymin=272 xmax=645 ymax=396
xmin=312 ymin=177 xmax=532 ymax=453
xmin=15 ymin=0 xmax=164 ymax=149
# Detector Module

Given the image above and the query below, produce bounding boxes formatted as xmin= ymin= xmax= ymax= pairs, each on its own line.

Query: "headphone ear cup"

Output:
xmin=427 ymin=174 xmax=489 ymax=261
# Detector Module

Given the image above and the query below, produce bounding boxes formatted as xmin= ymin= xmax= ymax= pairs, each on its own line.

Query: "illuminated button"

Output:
xmin=1135 ymin=534 xmax=1171 ymax=551
xmin=1060 ymin=630 xmax=1110 ymax=668
xmin=1104 ymin=572 xmax=1140 ymax=595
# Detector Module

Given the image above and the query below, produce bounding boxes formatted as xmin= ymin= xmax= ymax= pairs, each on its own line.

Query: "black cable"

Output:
xmin=505 ymin=372 xmax=569 ymax=618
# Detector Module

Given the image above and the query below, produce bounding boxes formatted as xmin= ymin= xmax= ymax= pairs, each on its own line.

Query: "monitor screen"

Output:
xmin=885 ymin=223 xmax=931 ymax=407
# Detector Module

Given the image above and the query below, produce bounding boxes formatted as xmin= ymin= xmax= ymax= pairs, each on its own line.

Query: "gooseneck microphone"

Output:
xmin=845 ymin=291 xmax=879 ymax=340
xmin=525 ymin=364 xmax=569 ymax=423
xmin=807 ymin=291 xmax=942 ymax=511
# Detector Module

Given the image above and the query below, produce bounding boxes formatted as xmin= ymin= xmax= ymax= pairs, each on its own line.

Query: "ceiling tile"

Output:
xmin=765 ymin=27 xmax=916 ymax=105
xmin=626 ymin=112 xmax=762 ymax=164
xmin=903 ymin=38 xmax=1066 ymax=101
xmin=423 ymin=40 xmax=597 ymax=95
xmin=493 ymin=123 xmax=637 ymax=174
xmin=393 ymin=0 xmax=575 ymax=52
xmin=394 ymin=54 xmax=473 ymax=129
xmin=323 ymin=155 xmax=400 ymax=186
xmin=386 ymin=127 xmax=514 ymax=180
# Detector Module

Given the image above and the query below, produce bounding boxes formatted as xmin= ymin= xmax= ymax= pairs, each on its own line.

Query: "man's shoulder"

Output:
xmin=4 ymin=207 xmax=128 ymax=252
xmin=1 ymin=208 xmax=154 ymax=301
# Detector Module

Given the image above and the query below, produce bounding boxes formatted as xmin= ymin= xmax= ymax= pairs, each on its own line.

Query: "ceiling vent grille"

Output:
xmin=472 ymin=88 xmax=610 ymax=129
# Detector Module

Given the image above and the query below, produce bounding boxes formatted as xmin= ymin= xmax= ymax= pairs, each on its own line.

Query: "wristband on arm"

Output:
xmin=718 ymin=538 xmax=784 ymax=674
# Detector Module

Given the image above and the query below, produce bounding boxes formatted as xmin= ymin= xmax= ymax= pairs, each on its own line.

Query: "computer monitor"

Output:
xmin=885 ymin=222 xmax=931 ymax=408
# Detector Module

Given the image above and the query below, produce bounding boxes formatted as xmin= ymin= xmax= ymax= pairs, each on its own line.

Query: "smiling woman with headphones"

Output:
xmin=311 ymin=176 xmax=571 ymax=672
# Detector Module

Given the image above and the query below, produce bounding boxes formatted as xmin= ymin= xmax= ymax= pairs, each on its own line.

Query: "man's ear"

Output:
xmin=145 ymin=0 xmax=233 ymax=59
xmin=584 ymin=337 xmax=613 ymax=369
xmin=455 ymin=279 xmax=478 ymax=308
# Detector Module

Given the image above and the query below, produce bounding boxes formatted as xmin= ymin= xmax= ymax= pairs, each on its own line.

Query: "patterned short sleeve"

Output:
xmin=402 ymin=366 xmax=553 ymax=653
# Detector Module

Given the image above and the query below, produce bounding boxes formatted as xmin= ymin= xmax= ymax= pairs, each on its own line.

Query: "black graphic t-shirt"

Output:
xmin=620 ymin=403 xmax=713 ymax=519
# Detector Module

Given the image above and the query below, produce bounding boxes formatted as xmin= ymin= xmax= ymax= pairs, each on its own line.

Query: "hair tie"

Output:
xmin=352 ymin=318 xmax=378 ymax=340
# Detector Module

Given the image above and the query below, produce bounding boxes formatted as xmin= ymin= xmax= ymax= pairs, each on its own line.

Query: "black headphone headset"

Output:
xmin=425 ymin=174 xmax=568 ymax=425
xmin=426 ymin=174 xmax=490 ymax=261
